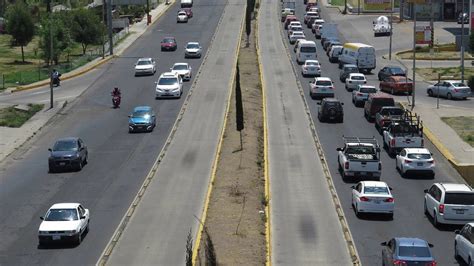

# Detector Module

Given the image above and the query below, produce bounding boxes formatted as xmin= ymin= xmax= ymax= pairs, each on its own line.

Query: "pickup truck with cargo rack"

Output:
xmin=337 ymin=136 xmax=382 ymax=180
xmin=383 ymin=110 xmax=423 ymax=156
xmin=374 ymin=106 xmax=404 ymax=134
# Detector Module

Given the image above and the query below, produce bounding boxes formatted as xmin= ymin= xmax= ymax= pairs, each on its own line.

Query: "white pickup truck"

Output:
xmin=383 ymin=111 xmax=423 ymax=156
xmin=337 ymin=136 xmax=381 ymax=180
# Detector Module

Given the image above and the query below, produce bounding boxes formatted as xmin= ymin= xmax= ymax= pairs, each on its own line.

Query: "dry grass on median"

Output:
xmin=0 ymin=104 xmax=44 ymax=128
xmin=441 ymin=116 xmax=474 ymax=147
xmin=415 ymin=67 xmax=474 ymax=81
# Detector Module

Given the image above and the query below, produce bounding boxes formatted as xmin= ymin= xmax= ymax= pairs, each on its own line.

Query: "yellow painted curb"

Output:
xmin=191 ymin=7 xmax=246 ymax=264
xmin=254 ymin=6 xmax=271 ymax=266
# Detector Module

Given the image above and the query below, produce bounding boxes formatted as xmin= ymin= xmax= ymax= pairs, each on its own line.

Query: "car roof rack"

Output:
xmin=342 ymin=136 xmax=379 ymax=147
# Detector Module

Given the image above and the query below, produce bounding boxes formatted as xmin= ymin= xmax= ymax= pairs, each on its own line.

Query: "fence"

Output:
xmin=0 ymin=28 xmax=129 ymax=90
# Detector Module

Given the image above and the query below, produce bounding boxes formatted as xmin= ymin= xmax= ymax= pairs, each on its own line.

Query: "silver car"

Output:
xmin=170 ymin=62 xmax=192 ymax=81
xmin=427 ymin=80 xmax=471 ymax=100
xmin=289 ymin=31 xmax=305 ymax=44
xmin=134 ymin=58 xmax=156 ymax=76
xmin=352 ymin=85 xmax=377 ymax=107
xmin=185 ymin=42 xmax=202 ymax=58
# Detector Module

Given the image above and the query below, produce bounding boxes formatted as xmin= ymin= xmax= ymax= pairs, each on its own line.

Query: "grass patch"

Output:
xmin=0 ymin=104 xmax=44 ymax=128
xmin=329 ymin=0 xmax=345 ymax=6
xmin=441 ymin=116 xmax=474 ymax=147
xmin=397 ymin=43 xmax=474 ymax=60
xmin=415 ymin=67 xmax=474 ymax=80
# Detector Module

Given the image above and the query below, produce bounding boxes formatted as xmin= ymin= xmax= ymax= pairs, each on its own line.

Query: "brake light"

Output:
xmin=391 ymin=139 xmax=395 ymax=147
xmin=349 ymin=80 xmax=352 ymax=83
xmin=404 ymin=159 xmax=412 ymax=163
xmin=439 ymin=204 xmax=445 ymax=214
xmin=384 ymin=197 xmax=394 ymax=202
xmin=360 ymin=197 xmax=369 ymax=202
xmin=330 ymin=86 xmax=334 ymax=89
xmin=425 ymin=261 xmax=437 ymax=266
xmin=364 ymin=81 xmax=367 ymax=84
xmin=427 ymin=160 xmax=434 ymax=164
xmin=344 ymin=162 xmax=349 ymax=169
xmin=393 ymin=260 xmax=407 ymax=266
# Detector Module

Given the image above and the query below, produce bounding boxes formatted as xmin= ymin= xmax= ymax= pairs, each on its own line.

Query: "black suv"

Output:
xmin=317 ymin=98 xmax=344 ymax=123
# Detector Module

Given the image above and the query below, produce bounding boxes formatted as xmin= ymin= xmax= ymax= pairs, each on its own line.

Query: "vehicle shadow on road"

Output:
xmin=423 ymin=214 xmax=463 ymax=232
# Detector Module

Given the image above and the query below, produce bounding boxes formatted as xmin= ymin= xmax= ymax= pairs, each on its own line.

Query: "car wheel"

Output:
xmin=424 ymin=200 xmax=429 ymax=216
xmin=427 ymin=89 xmax=433 ymax=97
xmin=400 ymin=165 xmax=405 ymax=177
xmin=49 ymin=166 xmax=55 ymax=173
xmin=378 ymin=74 xmax=382 ymax=81
xmin=355 ymin=204 xmax=360 ymax=217
xmin=454 ymin=242 xmax=459 ymax=259
xmin=388 ymin=213 xmax=394 ymax=220
xmin=76 ymin=161 xmax=83 ymax=171
xmin=447 ymin=92 xmax=453 ymax=100
xmin=84 ymin=154 xmax=88 ymax=165
xmin=433 ymin=211 xmax=439 ymax=227
xmin=469 ymin=257 xmax=473 ymax=266
xmin=76 ymin=231 xmax=82 ymax=245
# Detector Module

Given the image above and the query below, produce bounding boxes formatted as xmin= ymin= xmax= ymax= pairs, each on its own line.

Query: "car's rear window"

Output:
xmin=398 ymin=246 xmax=431 ymax=257
xmin=316 ymin=80 xmax=332 ymax=86
xmin=444 ymin=193 xmax=474 ymax=205
xmin=360 ymin=87 xmax=377 ymax=93
xmin=159 ymin=77 xmax=178 ymax=85
xmin=306 ymin=61 xmax=319 ymax=66
xmin=407 ymin=153 xmax=431 ymax=160
xmin=372 ymin=98 xmax=394 ymax=106
xmin=163 ymin=39 xmax=175 ymax=43
xmin=173 ymin=65 xmax=188 ymax=70
xmin=346 ymin=67 xmax=358 ymax=72
xmin=351 ymin=76 xmax=365 ymax=80
xmin=187 ymin=44 xmax=199 ymax=49
xmin=301 ymin=46 xmax=316 ymax=53
xmin=137 ymin=60 xmax=152 ymax=65
xmin=364 ymin=186 xmax=389 ymax=195
xmin=452 ymin=82 xmax=467 ymax=87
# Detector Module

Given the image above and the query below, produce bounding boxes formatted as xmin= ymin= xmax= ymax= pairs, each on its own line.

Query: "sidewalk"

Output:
xmin=0 ymin=0 xmax=174 ymax=163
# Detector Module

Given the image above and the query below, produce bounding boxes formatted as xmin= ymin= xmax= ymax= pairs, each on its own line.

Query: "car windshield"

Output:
xmin=351 ymin=76 xmax=365 ymax=80
xmin=45 ymin=208 xmax=78 ymax=221
xmin=407 ymin=153 xmax=431 ymax=160
xmin=159 ymin=77 xmax=178 ymax=85
xmin=316 ymin=80 xmax=332 ymax=86
xmin=301 ymin=46 xmax=316 ymax=53
xmin=306 ymin=61 xmax=319 ymax=66
xmin=137 ymin=60 xmax=152 ymax=65
xmin=53 ymin=140 xmax=78 ymax=151
xmin=444 ymin=193 xmax=474 ymax=205
xmin=173 ymin=65 xmax=188 ymax=70
xmin=178 ymin=12 xmax=187 ymax=15
xmin=452 ymin=82 xmax=467 ymax=87
xmin=398 ymin=246 xmax=431 ymax=258
xmin=132 ymin=111 xmax=151 ymax=118
xmin=187 ymin=43 xmax=199 ymax=49
xmin=363 ymin=186 xmax=389 ymax=194
xmin=390 ymin=68 xmax=405 ymax=75
xmin=360 ymin=87 xmax=377 ymax=93
xmin=163 ymin=39 xmax=175 ymax=43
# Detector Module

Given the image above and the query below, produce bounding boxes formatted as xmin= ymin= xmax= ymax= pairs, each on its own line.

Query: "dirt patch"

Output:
xmin=195 ymin=17 xmax=266 ymax=265
xmin=415 ymin=67 xmax=474 ymax=80
xmin=441 ymin=116 xmax=474 ymax=147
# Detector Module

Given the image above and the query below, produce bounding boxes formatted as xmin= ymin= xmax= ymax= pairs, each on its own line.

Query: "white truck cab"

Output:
xmin=373 ymin=16 xmax=391 ymax=37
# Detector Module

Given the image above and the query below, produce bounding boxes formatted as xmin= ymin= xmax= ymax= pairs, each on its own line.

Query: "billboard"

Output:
xmin=415 ymin=26 xmax=432 ymax=45
xmin=364 ymin=0 xmax=391 ymax=11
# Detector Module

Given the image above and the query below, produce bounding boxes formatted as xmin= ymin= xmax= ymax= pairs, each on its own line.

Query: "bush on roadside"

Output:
xmin=0 ymin=104 xmax=44 ymax=128
xmin=468 ymin=76 xmax=474 ymax=90
xmin=470 ymin=32 xmax=474 ymax=53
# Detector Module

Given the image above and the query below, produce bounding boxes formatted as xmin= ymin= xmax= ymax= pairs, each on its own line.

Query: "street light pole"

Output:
xmin=107 ymin=0 xmax=113 ymax=55
xmin=389 ymin=0 xmax=394 ymax=60
xmin=412 ymin=2 xmax=416 ymax=109
xmin=49 ymin=3 xmax=53 ymax=109
xmin=461 ymin=0 xmax=465 ymax=83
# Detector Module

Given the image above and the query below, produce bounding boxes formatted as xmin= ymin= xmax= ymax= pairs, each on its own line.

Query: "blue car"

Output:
xmin=381 ymin=237 xmax=436 ymax=266
xmin=128 ymin=106 xmax=156 ymax=133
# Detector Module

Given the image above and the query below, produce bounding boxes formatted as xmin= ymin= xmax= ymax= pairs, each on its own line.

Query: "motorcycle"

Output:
xmin=112 ymin=94 xmax=121 ymax=108
xmin=52 ymin=74 xmax=61 ymax=87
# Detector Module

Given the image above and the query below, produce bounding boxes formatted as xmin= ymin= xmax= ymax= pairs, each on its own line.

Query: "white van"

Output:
xmin=338 ymin=43 xmax=376 ymax=73
xmin=296 ymin=40 xmax=317 ymax=64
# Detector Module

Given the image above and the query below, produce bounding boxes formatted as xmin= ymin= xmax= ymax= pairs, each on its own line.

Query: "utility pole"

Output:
xmin=412 ymin=2 xmax=416 ymax=109
xmin=49 ymin=2 xmax=54 ymax=109
xmin=107 ymin=0 xmax=113 ymax=55
xmin=429 ymin=0 xmax=434 ymax=49
xmin=461 ymin=0 xmax=465 ymax=83
xmin=389 ymin=0 xmax=394 ymax=60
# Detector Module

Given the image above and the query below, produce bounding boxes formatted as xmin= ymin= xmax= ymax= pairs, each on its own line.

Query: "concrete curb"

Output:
xmin=279 ymin=8 xmax=361 ymax=266
xmin=400 ymin=102 xmax=474 ymax=182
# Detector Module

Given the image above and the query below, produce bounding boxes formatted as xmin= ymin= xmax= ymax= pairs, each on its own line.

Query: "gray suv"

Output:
xmin=339 ymin=64 xmax=359 ymax=82
xmin=48 ymin=137 xmax=88 ymax=172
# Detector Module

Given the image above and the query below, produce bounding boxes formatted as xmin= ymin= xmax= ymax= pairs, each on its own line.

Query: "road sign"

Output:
xmin=415 ymin=26 xmax=432 ymax=45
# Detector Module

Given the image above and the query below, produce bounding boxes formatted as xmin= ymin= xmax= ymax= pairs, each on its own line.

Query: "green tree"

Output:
xmin=70 ymin=8 xmax=104 ymax=55
xmin=39 ymin=13 xmax=72 ymax=65
xmin=469 ymin=32 xmax=474 ymax=53
xmin=5 ymin=1 xmax=35 ymax=62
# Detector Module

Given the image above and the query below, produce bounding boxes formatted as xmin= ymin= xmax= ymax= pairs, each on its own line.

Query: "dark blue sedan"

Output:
xmin=381 ymin=237 xmax=436 ymax=266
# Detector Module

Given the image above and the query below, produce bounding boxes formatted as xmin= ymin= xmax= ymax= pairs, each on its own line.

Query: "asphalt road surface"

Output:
xmin=0 ymin=1 xmax=226 ymax=265
xmin=105 ymin=0 xmax=245 ymax=264
xmin=260 ymin=0 xmax=353 ymax=264
xmin=282 ymin=1 xmax=469 ymax=265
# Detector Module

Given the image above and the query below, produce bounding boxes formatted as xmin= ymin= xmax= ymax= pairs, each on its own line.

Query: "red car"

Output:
xmin=161 ymin=37 xmax=177 ymax=51
xmin=306 ymin=3 xmax=316 ymax=11
xmin=284 ymin=15 xmax=298 ymax=29
xmin=181 ymin=8 xmax=193 ymax=18
xmin=379 ymin=76 xmax=413 ymax=95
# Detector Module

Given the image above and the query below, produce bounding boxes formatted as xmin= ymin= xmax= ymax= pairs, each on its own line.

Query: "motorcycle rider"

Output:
xmin=51 ymin=69 xmax=61 ymax=86
xmin=111 ymin=87 xmax=121 ymax=107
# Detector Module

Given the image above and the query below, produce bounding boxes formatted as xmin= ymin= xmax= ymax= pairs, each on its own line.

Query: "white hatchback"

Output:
xmin=170 ymin=62 xmax=192 ymax=81
xmin=38 ymin=203 xmax=90 ymax=246
xmin=352 ymin=181 xmax=394 ymax=218
xmin=301 ymin=60 xmax=321 ymax=77
xmin=345 ymin=73 xmax=366 ymax=91
xmin=396 ymin=148 xmax=435 ymax=177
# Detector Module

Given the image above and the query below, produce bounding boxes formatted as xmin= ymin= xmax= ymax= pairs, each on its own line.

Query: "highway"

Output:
xmin=281 ymin=1 xmax=469 ymax=265
xmin=0 ymin=1 xmax=226 ymax=265
xmin=259 ymin=0 xmax=353 ymax=264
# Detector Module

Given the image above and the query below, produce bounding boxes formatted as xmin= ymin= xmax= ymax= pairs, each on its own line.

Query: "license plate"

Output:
xmin=59 ymin=162 xmax=66 ymax=166
xmin=456 ymin=210 xmax=465 ymax=214
xmin=360 ymin=172 xmax=366 ymax=175
xmin=417 ymin=163 xmax=423 ymax=166
xmin=52 ymin=235 xmax=61 ymax=240
xmin=321 ymin=88 xmax=326 ymax=91
xmin=308 ymin=67 xmax=315 ymax=71
xmin=374 ymin=200 xmax=381 ymax=204
xmin=329 ymin=117 xmax=335 ymax=119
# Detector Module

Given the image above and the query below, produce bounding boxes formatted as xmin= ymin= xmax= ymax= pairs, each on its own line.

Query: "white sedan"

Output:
xmin=396 ymin=148 xmax=435 ymax=177
xmin=455 ymin=222 xmax=474 ymax=265
xmin=427 ymin=80 xmax=471 ymax=100
xmin=177 ymin=11 xmax=188 ymax=23
xmin=38 ymin=203 xmax=90 ymax=246
xmin=301 ymin=60 xmax=321 ymax=77
xmin=345 ymin=73 xmax=366 ymax=91
xmin=352 ymin=85 xmax=377 ymax=107
xmin=352 ymin=181 xmax=394 ymax=218
xmin=289 ymin=31 xmax=305 ymax=44
xmin=134 ymin=57 xmax=156 ymax=76
xmin=170 ymin=62 xmax=192 ymax=81
xmin=184 ymin=42 xmax=202 ymax=58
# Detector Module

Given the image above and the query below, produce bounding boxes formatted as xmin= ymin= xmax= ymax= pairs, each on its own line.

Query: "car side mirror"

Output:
xmin=351 ymin=185 xmax=355 ymax=189
xmin=48 ymin=148 xmax=52 ymax=152
xmin=317 ymin=102 xmax=321 ymax=105
xmin=309 ymin=81 xmax=314 ymax=84
xmin=455 ymin=229 xmax=461 ymax=234
xmin=424 ymin=189 xmax=429 ymax=193
xmin=80 ymin=215 xmax=86 ymax=219
xmin=380 ymin=241 xmax=387 ymax=246
xmin=389 ymin=187 xmax=393 ymax=190
xmin=154 ymin=81 xmax=158 ymax=84
xmin=336 ymin=147 xmax=342 ymax=151
xmin=40 ymin=216 xmax=44 ymax=220
xmin=341 ymin=103 xmax=344 ymax=105
xmin=128 ymin=115 xmax=132 ymax=118
xmin=428 ymin=243 xmax=434 ymax=248
xmin=170 ymin=68 xmax=173 ymax=71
